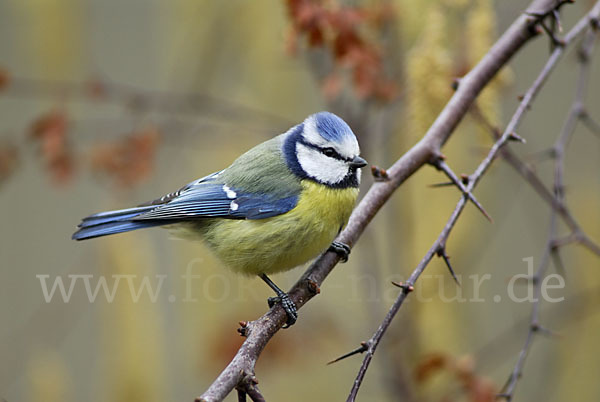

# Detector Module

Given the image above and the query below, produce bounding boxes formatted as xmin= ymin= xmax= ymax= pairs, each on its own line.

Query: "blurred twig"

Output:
xmin=498 ymin=24 xmax=600 ymax=401
xmin=195 ymin=1 xmax=600 ymax=401
xmin=1 ymin=74 xmax=292 ymax=127
xmin=344 ymin=2 xmax=600 ymax=401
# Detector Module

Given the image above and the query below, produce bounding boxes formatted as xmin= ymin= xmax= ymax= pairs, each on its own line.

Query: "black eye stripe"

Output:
xmin=298 ymin=139 xmax=350 ymax=162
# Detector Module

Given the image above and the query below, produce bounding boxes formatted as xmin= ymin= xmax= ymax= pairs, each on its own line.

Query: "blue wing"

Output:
xmin=133 ymin=179 xmax=298 ymax=221
xmin=73 ymin=171 xmax=299 ymax=240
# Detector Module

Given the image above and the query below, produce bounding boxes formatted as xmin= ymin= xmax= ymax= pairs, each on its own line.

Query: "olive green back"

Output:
xmin=219 ymin=134 xmax=302 ymax=198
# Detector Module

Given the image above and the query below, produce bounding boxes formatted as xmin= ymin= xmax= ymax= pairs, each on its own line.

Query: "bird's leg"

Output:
xmin=329 ymin=241 xmax=350 ymax=262
xmin=260 ymin=274 xmax=297 ymax=328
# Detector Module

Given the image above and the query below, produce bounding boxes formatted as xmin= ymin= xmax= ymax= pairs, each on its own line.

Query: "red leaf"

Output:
xmin=90 ymin=128 xmax=160 ymax=188
xmin=29 ymin=110 xmax=75 ymax=185
xmin=284 ymin=0 xmax=398 ymax=103
xmin=414 ymin=353 xmax=448 ymax=383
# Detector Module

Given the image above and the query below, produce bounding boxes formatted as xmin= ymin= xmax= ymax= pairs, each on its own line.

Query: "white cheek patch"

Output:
xmin=296 ymin=143 xmax=349 ymax=185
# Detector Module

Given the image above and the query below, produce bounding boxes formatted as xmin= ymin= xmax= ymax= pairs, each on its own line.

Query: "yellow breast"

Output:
xmin=200 ymin=180 xmax=359 ymax=276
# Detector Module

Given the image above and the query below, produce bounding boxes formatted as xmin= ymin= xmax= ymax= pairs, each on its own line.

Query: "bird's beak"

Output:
xmin=349 ymin=155 xmax=368 ymax=168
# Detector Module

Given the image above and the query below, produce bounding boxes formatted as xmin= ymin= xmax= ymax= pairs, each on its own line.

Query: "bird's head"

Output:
xmin=283 ymin=112 xmax=367 ymax=188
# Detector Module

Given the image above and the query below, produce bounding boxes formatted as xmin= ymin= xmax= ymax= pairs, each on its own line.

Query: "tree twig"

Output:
xmin=195 ymin=1 xmax=600 ymax=401
xmin=498 ymin=23 xmax=599 ymax=401
xmin=345 ymin=2 xmax=600 ymax=401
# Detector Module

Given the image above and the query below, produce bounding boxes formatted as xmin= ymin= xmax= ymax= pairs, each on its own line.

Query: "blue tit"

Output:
xmin=73 ymin=111 xmax=367 ymax=326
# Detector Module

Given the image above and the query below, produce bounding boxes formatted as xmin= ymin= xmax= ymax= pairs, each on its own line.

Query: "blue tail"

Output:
xmin=72 ymin=206 xmax=168 ymax=240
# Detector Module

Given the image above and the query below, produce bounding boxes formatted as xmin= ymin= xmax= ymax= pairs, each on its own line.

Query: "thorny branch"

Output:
xmin=498 ymin=24 xmax=599 ymax=402
xmin=344 ymin=2 xmax=600 ymax=401
xmin=196 ymin=1 xmax=600 ymax=401
xmin=469 ymin=104 xmax=600 ymax=258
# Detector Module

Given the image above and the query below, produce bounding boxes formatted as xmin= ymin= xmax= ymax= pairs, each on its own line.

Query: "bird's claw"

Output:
xmin=329 ymin=241 xmax=351 ymax=262
xmin=268 ymin=293 xmax=297 ymax=328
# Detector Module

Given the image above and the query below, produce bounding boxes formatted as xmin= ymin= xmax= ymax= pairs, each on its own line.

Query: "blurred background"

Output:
xmin=1 ymin=0 xmax=599 ymax=401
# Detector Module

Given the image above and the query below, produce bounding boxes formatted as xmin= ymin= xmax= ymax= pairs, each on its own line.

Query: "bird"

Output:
xmin=72 ymin=111 xmax=367 ymax=326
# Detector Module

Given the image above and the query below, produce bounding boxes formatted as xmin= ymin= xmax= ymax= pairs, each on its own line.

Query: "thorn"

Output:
xmin=371 ymin=165 xmax=390 ymax=181
xmin=391 ymin=281 xmax=414 ymax=293
xmin=429 ymin=181 xmax=455 ymax=188
xmin=531 ymin=322 xmax=558 ymax=338
xmin=467 ymin=192 xmax=493 ymax=223
xmin=552 ymin=9 xmax=563 ymax=32
xmin=437 ymin=247 xmax=460 ymax=286
xmin=433 ymin=160 xmax=492 ymax=222
xmin=508 ymin=132 xmax=527 ymax=143
xmin=327 ymin=342 xmax=369 ymax=365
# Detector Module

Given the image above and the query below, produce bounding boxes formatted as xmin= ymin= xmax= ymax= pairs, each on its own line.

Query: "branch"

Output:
xmin=470 ymin=102 xmax=600 ymax=258
xmin=196 ymin=1 xmax=596 ymax=400
xmin=346 ymin=2 xmax=600 ymax=401
xmin=498 ymin=22 xmax=600 ymax=402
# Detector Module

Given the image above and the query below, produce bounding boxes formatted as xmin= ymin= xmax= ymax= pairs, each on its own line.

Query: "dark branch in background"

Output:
xmin=470 ymin=102 xmax=600 ymax=258
xmin=1 ymin=74 xmax=292 ymax=125
xmin=344 ymin=2 xmax=600 ymax=401
xmin=194 ymin=1 xmax=600 ymax=401
xmin=498 ymin=23 xmax=599 ymax=401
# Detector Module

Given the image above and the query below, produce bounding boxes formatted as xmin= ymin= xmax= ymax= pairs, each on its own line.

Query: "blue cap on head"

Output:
xmin=312 ymin=111 xmax=355 ymax=143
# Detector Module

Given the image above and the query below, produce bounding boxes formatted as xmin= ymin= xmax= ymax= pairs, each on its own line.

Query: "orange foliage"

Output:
xmin=286 ymin=0 xmax=397 ymax=102
xmin=29 ymin=110 xmax=75 ymax=185
xmin=90 ymin=128 xmax=160 ymax=188
xmin=415 ymin=353 xmax=497 ymax=402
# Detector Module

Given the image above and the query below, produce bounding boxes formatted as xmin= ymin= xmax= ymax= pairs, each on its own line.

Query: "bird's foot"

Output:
xmin=268 ymin=293 xmax=297 ymax=328
xmin=329 ymin=241 xmax=351 ymax=262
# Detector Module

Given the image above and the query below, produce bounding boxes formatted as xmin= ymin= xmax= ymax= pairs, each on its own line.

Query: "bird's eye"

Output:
xmin=322 ymin=147 xmax=336 ymax=157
